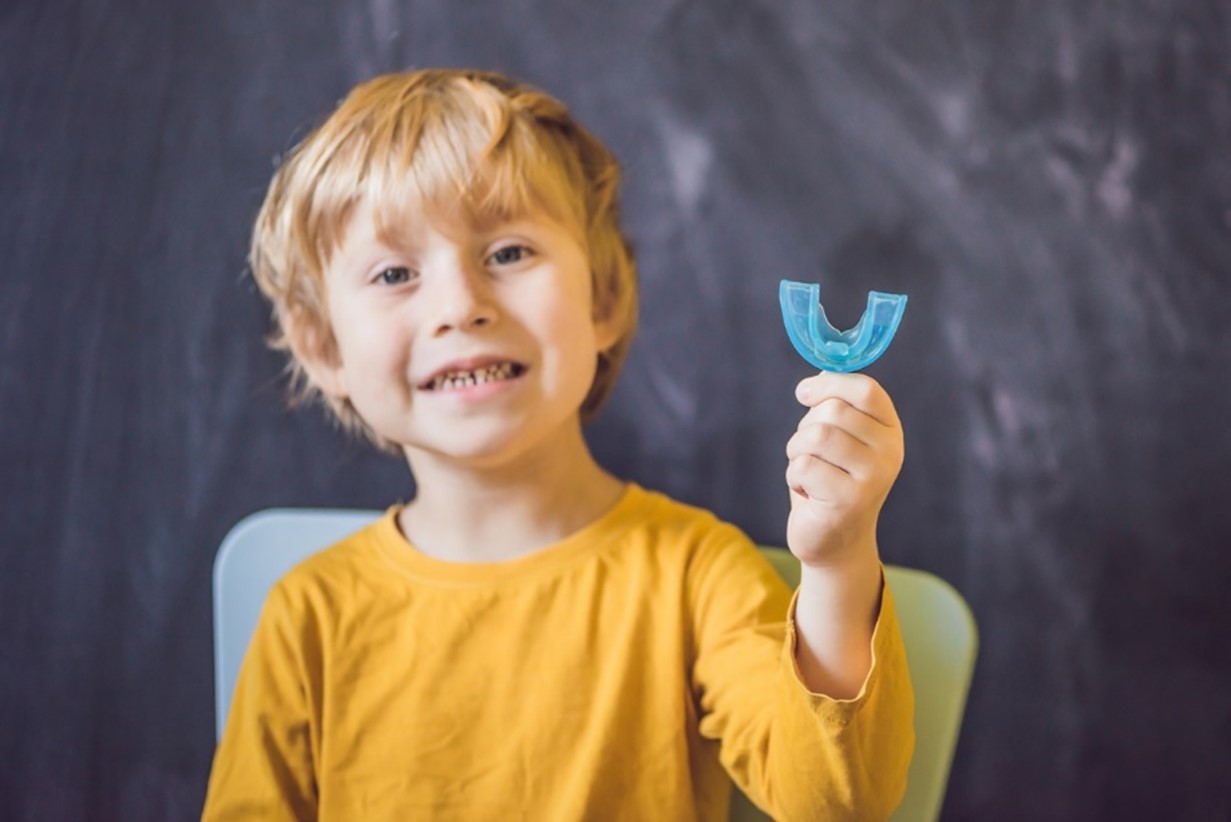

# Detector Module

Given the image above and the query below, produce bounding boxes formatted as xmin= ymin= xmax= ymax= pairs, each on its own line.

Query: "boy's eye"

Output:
xmin=488 ymin=245 xmax=531 ymax=266
xmin=376 ymin=266 xmax=415 ymax=286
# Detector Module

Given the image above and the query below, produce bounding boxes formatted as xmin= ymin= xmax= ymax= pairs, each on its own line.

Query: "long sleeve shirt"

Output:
xmin=203 ymin=484 xmax=913 ymax=820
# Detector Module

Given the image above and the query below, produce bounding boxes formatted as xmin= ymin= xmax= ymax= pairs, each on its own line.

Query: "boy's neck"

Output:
xmin=395 ymin=422 xmax=625 ymax=564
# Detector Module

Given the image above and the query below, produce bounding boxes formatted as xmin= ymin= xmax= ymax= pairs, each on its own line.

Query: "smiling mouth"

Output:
xmin=421 ymin=362 xmax=527 ymax=391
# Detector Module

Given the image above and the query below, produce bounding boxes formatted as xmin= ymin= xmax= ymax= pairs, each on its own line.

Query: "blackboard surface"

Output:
xmin=2 ymin=2 xmax=1229 ymax=819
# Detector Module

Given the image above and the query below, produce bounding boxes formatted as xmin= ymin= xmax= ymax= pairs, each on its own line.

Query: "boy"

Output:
xmin=203 ymin=68 xmax=913 ymax=820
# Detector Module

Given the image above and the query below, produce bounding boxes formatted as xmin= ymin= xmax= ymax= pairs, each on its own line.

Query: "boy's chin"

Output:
xmin=397 ymin=421 xmax=576 ymax=473
xmin=410 ymin=440 xmax=521 ymax=467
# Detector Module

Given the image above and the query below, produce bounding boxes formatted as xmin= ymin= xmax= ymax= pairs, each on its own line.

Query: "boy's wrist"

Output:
xmin=796 ymin=547 xmax=883 ymax=623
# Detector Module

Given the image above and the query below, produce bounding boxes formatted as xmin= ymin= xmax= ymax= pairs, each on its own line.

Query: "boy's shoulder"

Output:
xmin=614 ymin=484 xmax=756 ymax=554
xmin=620 ymin=485 xmax=785 ymax=600
xmin=624 ymin=483 xmax=727 ymax=527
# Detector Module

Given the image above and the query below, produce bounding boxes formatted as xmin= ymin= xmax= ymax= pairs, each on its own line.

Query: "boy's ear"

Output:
xmin=284 ymin=311 xmax=349 ymax=400
xmin=591 ymin=293 xmax=627 ymax=355
xmin=594 ymin=314 xmax=622 ymax=355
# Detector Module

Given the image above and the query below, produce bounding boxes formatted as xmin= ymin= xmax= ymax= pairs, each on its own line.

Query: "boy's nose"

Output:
xmin=428 ymin=266 xmax=498 ymax=336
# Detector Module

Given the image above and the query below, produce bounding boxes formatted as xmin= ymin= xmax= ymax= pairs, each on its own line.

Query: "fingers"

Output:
xmin=795 ymin=372 xmax=900 ymax=429
xmin=795 ymin=396 xmax=884 ymax=448
xmin=786 ymin=373 xmax=904 ymax=565
xmin=786 ymin=419 xmax=869 ymax=477
xmin=786 ymin=373 xmax=905 ymax=502
xmin=786 ymin=453 xmax=856 ymax=504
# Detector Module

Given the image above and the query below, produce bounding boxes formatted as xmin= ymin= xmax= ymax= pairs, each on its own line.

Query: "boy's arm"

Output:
xmin=784 ymin=372 xmax=904 ymax=698
xmin=202 ymin=582 xmax=319 ymax=821
xmin=689 ymin=530 xmax=912 ymax=822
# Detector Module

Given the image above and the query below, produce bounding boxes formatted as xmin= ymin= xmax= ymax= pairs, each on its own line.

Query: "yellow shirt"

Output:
xmin=203 ymin=484 xmax=913 ymax=820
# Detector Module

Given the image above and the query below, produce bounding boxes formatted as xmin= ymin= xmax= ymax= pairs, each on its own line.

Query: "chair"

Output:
xmin=214 ymin=511 xmax=977 ymax=822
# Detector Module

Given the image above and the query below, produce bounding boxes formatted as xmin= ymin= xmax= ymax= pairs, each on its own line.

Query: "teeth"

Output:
xmin=429 ymin=362 xmax=517 ymax=390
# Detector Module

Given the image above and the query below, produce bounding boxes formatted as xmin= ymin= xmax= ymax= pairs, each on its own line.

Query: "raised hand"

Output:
xmin=784 ymin=372 xmax=904 ymax=570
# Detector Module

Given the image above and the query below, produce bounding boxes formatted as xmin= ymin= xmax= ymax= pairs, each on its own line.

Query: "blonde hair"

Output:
xmin=249 ymin=68 xmax=638 ymax=450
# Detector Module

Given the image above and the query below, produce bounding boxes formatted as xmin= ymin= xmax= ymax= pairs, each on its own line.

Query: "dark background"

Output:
xmin=3 ymin=1 xmax=1230 ymax=819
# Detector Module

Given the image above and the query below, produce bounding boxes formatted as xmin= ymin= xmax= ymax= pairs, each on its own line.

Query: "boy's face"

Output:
xmin=302 ymin=201 xmax=620 ymax=469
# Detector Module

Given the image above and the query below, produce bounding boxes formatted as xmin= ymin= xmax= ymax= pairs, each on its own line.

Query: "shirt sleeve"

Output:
xmin=201 ymin=581 xmax=322 ymax=821
xmin=688 ymin=526 xmax=915 ymax=822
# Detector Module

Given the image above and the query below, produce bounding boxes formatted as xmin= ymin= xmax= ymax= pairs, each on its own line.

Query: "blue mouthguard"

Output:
xmin=779 ymin=280 xmax=907 ymax=372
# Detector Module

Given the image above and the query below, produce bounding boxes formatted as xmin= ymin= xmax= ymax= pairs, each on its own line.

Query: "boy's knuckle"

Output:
xmin=816 ymin=398 xmax=846 ymax=425
xmin=809 ymin=422 xmax=835 ymax=448
xmin=855 ymin=380 xmax=879 ymax=407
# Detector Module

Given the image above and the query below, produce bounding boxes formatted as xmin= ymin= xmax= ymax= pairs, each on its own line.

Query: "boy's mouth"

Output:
xmin=419 ymin=361 xmax=527 ymax=391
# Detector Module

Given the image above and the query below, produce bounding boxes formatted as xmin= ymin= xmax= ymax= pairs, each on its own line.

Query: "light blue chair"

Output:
xmin=214 ymin=510 xmax=977 ymax=821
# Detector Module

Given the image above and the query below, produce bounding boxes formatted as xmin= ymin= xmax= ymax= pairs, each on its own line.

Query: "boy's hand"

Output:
xmin=785 ymin=372 xmax=904 ymax=569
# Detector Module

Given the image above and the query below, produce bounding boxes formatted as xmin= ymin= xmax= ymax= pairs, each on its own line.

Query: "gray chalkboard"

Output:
xmin=2 ymin=1 xmax=1229 ymax=819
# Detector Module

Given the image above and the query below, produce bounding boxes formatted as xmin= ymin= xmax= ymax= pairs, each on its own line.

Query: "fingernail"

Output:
xmin=795 ymin=381 xmax=811 ymax=403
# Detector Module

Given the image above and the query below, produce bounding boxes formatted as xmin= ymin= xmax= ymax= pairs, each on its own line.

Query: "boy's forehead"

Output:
xmin=326 ymin=128 xmax=588 ymax=251
xmin=336 ymin=196 xmax=579 ymax=251
xmin=368 ymin=195 xmax=580 ymax=242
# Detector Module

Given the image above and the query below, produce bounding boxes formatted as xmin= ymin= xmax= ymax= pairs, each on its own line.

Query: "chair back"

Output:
xmin=214 ymin=513 xmax=977 ymax=822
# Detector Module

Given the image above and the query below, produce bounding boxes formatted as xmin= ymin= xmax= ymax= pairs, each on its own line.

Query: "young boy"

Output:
xmin=203 ymin=68 xmax=913 ymax=820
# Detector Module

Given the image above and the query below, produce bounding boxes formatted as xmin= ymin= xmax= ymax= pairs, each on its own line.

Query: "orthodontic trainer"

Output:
xmin=779 ymin=279 xmax=908 ymax=372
